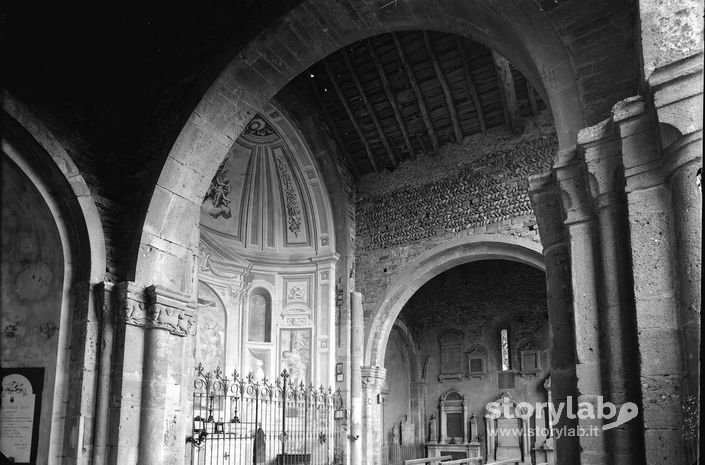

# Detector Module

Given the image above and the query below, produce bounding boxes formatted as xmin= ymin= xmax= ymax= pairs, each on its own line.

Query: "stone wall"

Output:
xmin=1 ymin=155 xmax=65 ymax=463
xmin=355 ymin=112 xmax=556 ymax=311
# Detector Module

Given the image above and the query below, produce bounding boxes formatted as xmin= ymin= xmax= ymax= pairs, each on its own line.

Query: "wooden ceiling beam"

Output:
xmin=455 ymin=36 xmax=487 ymax=135
xmin=391 ymin=32 xmax=440 ymax=153
xmin=308 ymin=76 xmax=361 ymax=181
xmin=341 ymin=49 xmax=398 ymax=168
xmin=491 ymin=50 xmax=523 ymax=134
xmin=423 ymin=31 xmax=463 ymax=144
xmin=365 ymin=39 xmax=416 ymax=161
xmin=322 ymin=59 xmax=380 ymax=173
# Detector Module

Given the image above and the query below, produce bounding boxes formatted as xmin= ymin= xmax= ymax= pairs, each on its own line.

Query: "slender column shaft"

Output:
xmin=555 ymin=151 xmax=609 ymax=464
xmin=528 ymin=172 xmax=579 ymax=464
xmin=350 ymin=292 xmax=364 ymax=465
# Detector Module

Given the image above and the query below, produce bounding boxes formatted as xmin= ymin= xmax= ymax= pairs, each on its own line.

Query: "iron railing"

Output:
xmin=190 ymin=364 xmax=342 ymax=465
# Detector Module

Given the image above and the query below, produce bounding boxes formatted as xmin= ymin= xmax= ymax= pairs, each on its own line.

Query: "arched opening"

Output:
xmin=381 ymin=258 xmax=551 ymax=464
xmin=134 ymin=2 xmax=587 ymax=289
xmin=365 ymin=235 xmax=544 ymax=367
xmin=1 ymin=98 xmax=105 ymax=464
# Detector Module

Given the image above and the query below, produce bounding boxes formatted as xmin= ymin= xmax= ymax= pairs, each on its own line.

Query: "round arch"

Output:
xmin=363 ymin=234 xmax=544 ymax=367
xmin=389 ymin=319 xmax=423 ymax=383
xmin=134 ymin=0 xmax=582 ymax=287
xmin=1 ymin=92 xmax=106 ymax=463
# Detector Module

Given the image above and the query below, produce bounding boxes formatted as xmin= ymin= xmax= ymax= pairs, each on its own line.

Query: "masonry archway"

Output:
xmin=364 ymin=235 xmax=544 ymax=368
xmin=134 ymin=0 xmax=585 ymax=289
xmin=1 ymin=95 xmax=106 ymax=464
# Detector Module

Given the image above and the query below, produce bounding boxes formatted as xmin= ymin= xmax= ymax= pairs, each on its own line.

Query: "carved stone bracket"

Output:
xmin=116 ymin=282 xmax=195 ymax=337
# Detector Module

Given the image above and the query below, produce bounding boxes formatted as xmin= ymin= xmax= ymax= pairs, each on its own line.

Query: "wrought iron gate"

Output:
xmin=190 ymin=364 xmax=342 ymax=465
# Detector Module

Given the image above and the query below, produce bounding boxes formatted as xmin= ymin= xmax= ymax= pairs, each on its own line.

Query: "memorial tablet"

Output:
xmin=1 ymin=367 xmax=44 ymax=465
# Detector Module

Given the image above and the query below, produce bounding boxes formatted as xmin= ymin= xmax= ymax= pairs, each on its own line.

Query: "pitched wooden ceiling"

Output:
xmin=304 ymin=31 xmax=545 ymax=177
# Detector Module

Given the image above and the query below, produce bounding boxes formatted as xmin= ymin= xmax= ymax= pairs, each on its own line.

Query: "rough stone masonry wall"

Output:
xmin=355 ymin=111 xmax=557 ymax=311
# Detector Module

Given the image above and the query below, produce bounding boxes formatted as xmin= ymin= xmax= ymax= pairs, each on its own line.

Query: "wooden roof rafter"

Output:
xmin=365 ymin=38 xmax=416 ymax=161
xmin=322 ymin=58 xmax=381 ymax=173
xmin=455 ymin=36 xmax=487 ymax=134
xmin=307 ymin=76 xmax=361 ymax=181
xmin=341 ymin=47 xmax=398 ymax=168
xmin=391 ymin=32 xmax=440 ymax=153
xmin=423 ymin=31 xmax=463 ymax=144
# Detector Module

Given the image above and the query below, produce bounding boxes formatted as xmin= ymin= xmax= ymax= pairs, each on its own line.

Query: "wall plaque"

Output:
xmin=1 ymin=367 xmax=44 ymax=464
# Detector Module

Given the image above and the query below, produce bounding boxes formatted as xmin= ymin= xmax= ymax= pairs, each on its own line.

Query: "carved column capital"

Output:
xmin=578 ymin=118 xmax=624 ymax=210
xmin=611 ymin=97 xmax=663 ymax=192
xmin=115 ymin=282 xmax=195 ymax=337
xmin=554 ymin=149 xmax=594 ymax=226
xmin=360 ymin=366 xmax=386 ymax=391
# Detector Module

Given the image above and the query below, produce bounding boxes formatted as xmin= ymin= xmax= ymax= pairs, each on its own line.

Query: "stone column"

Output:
xmin=92 ymin=282 xmax=116 ymax=465
xmin=612 ymin=97 xmax=686 ymax=464
xmin=361 ymin=366 xmax=386 ymax=465
xmin=350 ymin=292 xmax=364 ymax=465
xmin=409 ymin=381 xmax=427 ymax=444
xmin=107 ymin=282 xmax=194 ymax=465
xmin=528 ymin=172 xmax=579 ymax=464
xmin=579 ymin=120 xmax=646 ymax=464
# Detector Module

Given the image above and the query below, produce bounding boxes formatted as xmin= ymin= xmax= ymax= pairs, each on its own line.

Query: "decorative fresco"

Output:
xmin=272 ymin=147 xmax=307 ymax=244
xmin=195 ymin=283 xmax=226 ymax=371
xmin=198 ymin=114 xmax=315 ymax=252
xmin=279 ymin=328 xmax=311 ymax=386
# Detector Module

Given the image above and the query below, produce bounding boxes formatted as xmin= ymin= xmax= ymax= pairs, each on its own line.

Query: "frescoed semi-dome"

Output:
xmin=199 ymin=106 xmax=334 ymax=263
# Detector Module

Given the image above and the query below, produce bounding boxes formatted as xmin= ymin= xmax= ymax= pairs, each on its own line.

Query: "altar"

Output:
xmin=426 ymin=389 xmax=482 ymax=460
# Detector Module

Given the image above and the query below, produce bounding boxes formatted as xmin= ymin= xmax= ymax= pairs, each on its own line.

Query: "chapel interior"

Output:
xmin=0 ymin=2 xmax=702 ymax=465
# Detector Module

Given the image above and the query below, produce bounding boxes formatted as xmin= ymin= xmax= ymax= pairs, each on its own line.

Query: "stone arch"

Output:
xmin=389 ymin=319 xmax=423 ymax=383
xmin=364 ymin=234 xmax=544 ymax=367
xmin=1 ymin=91 xmax=106 ymax=282
xmin=134 ymin=0 xmax=583 ymax=288
xmin=1 ymin=93 xmax=106 ymax=463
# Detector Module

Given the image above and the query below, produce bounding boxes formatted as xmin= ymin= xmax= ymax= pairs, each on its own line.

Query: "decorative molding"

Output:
xmin=360 ymin=365 xmax=386 ymax=390
xmin=275 ymin=154 xmax=304 ymax=238
xmin=466 ymin=345 xmax=488 ymax=380
xmin=116 ymin=283 xmax=195 ymax=337
xmin=244 ymin=114 xmax=277 ymax=138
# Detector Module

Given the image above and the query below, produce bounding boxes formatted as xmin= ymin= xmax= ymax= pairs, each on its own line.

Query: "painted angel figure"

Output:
xmin=206 ymin=165 xmax=232 ymax=219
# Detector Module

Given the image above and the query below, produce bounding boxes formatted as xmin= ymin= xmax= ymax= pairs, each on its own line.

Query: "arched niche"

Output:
xmin=247 ymin=287 xmax=272 ymax=343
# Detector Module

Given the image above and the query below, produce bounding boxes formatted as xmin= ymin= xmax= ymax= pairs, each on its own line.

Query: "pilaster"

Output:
xmin=361 ymin=366 xmax=386 ymax=465
xmin=106 ymin=282 xmax=194 ymax=465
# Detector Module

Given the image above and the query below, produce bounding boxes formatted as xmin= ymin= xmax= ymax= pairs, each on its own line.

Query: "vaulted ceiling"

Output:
xmin=302 ymin=31 xmax=546 ymax=177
